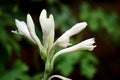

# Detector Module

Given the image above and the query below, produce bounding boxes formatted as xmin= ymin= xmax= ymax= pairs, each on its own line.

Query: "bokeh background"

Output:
xmin=0 ymin=0 xmax=120 ymax=80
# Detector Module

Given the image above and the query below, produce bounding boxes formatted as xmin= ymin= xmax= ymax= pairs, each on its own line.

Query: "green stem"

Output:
xmin=42 ymin=72 xmax=48 ymax=80
xmin=42 ymin=58 xmax=53 ymax=80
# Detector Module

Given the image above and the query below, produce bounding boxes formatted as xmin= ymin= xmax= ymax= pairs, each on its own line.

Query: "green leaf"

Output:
xmin=55 ymin=52 xmax=81 ymax=76
xmin=0 ymin=60 xmax=30 ymax=80
xmin=79 ymin=51 xmax=98 ymax=79
xmin=13 ymin=60 xmax=29 ymax=72
xmin=50 ymin=5 xmax=77 ymax=32
xmin=79 ymin=2 xmax=90 ymax=20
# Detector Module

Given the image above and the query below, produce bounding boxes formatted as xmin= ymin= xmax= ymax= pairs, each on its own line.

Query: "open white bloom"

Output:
xmin=48 ymin=75 xmax=72 ymax=80
xmin=51 ymin=38 xmax=96 ymax=66
xmin=39 ymin=9 xmax=55 ymax=50
xmin=55 ymin=22 xmax=87 ymax=48
xmin=12 ymin=19 xmax=35 ymax=43
xmin=12 ymin=14 xmax=44 ymax=58
xmin=12 ymin=14 xmax=42 ymax=45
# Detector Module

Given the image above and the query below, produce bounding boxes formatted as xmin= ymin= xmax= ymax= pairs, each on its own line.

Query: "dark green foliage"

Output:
xmin=80 ymin=2 xmax=120 ymax=44
xmin=79 ymin=51 xmax=98 ymax=79
xmin=0 ymin=60 xmax=30 ymax=80
xmin=50 ymin=5 xmax=77 ymax=32
xmin=0 ymin=1 xmax=30 ymax=80
xmin=0 ymin=3 xmax=25 ymax=56
xmin=55 ymin=50 xmax=98 ymax=79
xmin=55 ymin=52 xmax=80 ymax=76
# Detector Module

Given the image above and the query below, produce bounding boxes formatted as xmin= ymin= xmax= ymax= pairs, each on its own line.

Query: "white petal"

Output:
xmin=14 ymin=19 xmax=35 ymax=43
xmin=15 ymin=19 xmax=29 ymax=35
xmin=63 ymin=22 xmax=87 ymax=37
xmin=46 ymin=14 xmax=55 ymax=49
xmin=40 ymin=9 xmax=47 ymax=28
xmin=26 ymin=14 xmax=38 ymax=43
xmin=27 ymin=14 xmax=36 ymax=35
xmin=56 ymin=36 xmax=71 ymax=47
xmin=27 ymin=14 xmax=43 ymax=49
xmin=11 ymin=30 xmax=19 ymax=34
xmin=15 ymin=19 xmax=31 ymax=38
xmin=80 ymin=38 xmax=95 ymax=45
xmin=48 ymin=75 xmax=72 ymax=80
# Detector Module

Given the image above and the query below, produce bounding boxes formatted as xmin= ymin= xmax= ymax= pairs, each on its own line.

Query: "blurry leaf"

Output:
xmin=13 ymin=60 xmax=29 ymax=72
xmin=5 ymin=44 xmax=12 ymax=56
xmin=80 ymin=2 xmax=90 ymax=20
xmin=50 ymin=5 xmax=77 ymax=32
xmin=79 ymin=2 xmax=120 ymax=43
xmin=55 ymin=52 xmax=80 ymax=76
xmin=0 ymin=60 xmax=30 ymax=80
xmin=88 ymin=9 xmax=103 ymax=32
xmin=0 ymin=3 xmax=25 ymax=57
xmin=79 ymin=51 xmax=98 ymax=79
xmin=9 ymin=38 xmax=21 ymax=56
xmin=0 ymin=51 xmax=9 ymax=76
xmin=47 ymin=0 xmax=57 ymax=4
xmin=12 ymin=4 xmax=19 ymax=13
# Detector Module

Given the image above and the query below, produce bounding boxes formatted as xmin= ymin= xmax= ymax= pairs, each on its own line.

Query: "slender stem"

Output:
xmin=42 ymin=58 xmax=53 ymax=80
xmin=42 ymin=72 xmax=48 ymax=80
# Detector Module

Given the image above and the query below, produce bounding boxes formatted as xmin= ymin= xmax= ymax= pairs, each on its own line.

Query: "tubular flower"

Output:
xmin=12 ymin=14 xmax=44 ymax=59
xmin=12 ymin=19 xmax=35 ymax=43
xmin=26 ymin=14 xmax=44 ymax=53
xmin=51 ymin=38 xmax=96 ymax=66
xmin=27 ymin=14 xmax=41 ymax=45
xmin=54 ymin=22 xmax=87 ymax=48
xmin=39 ymin=9 xmax=55 ymax=50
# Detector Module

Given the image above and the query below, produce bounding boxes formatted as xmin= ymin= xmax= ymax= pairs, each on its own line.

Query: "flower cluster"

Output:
xmin=12 ymin=9 xmax=96 ymax=80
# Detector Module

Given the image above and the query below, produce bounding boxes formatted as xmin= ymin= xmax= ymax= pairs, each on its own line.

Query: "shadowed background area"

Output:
xmin=0 ymin=0 xmax=120 ymax=80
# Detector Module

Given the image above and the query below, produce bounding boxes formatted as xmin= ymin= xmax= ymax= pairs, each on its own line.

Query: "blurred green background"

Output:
xmin=0 ymin=0 xmax=120 ymax=80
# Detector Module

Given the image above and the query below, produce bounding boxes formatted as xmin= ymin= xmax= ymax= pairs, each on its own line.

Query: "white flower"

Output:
xmin=12 ymin=19 xmax=35 ymax=43
xmin=27 ymin=14 xmax=43 ymax=49
xmin=39 ymin=9 xmax=55 ymax=50
xmin=12 ymin=9 xmax=96 ymax=79
xmin=48 ymin=75 xmax=72 ymax=80
xmin=54 ymin=22 xmax=87 ymax=48
xmin=12 ymin=14 xmax=44 ymax=58
xmin=56 ymin=22 xmax=87 ymax=47
xmin=51 ymin=38 xmax=96 ymax=66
